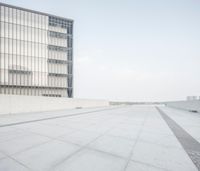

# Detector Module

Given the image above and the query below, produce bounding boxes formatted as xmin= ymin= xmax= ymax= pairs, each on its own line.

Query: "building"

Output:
xmin=0 ymin=3 xmax=73 ymax=98
xmin=187 ymin=96 xmax=198 ymax=101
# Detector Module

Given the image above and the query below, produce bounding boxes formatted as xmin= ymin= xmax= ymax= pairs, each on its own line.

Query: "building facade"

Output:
xmin=0 ymin=3 xmax=73 ymax=97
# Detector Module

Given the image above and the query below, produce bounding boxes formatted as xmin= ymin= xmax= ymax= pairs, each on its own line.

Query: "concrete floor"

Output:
xmin=0 ymin=105 xmax=199 ymax=171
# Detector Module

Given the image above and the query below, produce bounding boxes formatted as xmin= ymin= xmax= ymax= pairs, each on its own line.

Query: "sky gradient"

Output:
xmin=2 ymin=0 xmax=200 ymax=101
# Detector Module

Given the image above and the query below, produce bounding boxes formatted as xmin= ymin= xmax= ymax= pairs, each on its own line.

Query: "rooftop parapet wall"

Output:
xmin=0 ymin=94 xmax=109 ymax=115
xmin=165 ymin=100 xmax=200 ymax=113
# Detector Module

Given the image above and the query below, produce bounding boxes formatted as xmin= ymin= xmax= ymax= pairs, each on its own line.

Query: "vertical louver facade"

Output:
xmin=0 ymin=3 xmax=73 ymax=97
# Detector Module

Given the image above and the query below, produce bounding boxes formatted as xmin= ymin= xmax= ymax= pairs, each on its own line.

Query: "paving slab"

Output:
xmin=131 ymin=141 xmax=197 ymax=171
xmin=58 ymin=130 xmax=102 ymax=146
xmin=157 ymin=107 xmax=200 ymax=170
xmin=13 ymin=140 xmax=80 ymax=171
xmin=0 ymin=158 xmax=30 ymax=171
xmin=0 ymin=133 xmax=51 ymax=155
xmin=0 ymin=105 xmax=198 ymax=171
xmin=160 ymin=107 xmax=200 ymax=143
xmin=89 ymin=134 xmax=135 ymax=158
xmin=126 ymin=161 xmax=166 ymax=171
xmin=53 ymin=149 xmax=126 ymax=171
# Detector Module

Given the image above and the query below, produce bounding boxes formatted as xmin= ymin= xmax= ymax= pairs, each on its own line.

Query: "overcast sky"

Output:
xmin=2 ymin=0 xmax=200 ymax=101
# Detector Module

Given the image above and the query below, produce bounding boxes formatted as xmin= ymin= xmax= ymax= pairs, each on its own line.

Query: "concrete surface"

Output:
xmin=0 ymin=94 xmax=109 ymax=115
xmin=0 ymin=105 xmax=199 ymax=171
xmin=165 ymin=100 xmax=200 ymax=113
xmin=160 ymin=106 xmax=200 ymax=144
xmin=157 ymin=107 xmax=200 ymax=170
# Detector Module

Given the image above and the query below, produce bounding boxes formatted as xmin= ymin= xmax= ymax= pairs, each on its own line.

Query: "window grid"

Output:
xmin=0 ymin=4 xmax=73 ymax=97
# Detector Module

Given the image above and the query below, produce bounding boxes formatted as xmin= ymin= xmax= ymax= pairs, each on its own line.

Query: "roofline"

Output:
xmin=0 ymin=2 xmax=74 ymax=22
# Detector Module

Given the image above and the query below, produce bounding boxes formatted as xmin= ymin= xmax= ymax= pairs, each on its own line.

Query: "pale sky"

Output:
xmin=2 ymin=0 xmax=200 ymax=102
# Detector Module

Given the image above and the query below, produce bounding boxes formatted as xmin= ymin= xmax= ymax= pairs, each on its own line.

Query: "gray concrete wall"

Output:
xmin=0 ymin=94 xmax=109 ymax=115
xmin=165 ymin=100 xmax=200 ymax=113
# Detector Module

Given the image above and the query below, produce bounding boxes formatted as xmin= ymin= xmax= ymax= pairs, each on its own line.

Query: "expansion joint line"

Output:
xmin=0 ymin=106 xmax=123 ymax=128
xmin=156 ymin=107 xmax=200 ymax=171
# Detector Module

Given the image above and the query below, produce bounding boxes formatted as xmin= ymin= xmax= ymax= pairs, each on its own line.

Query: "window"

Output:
xmin=68 ymin=64 xmax=72 ymax=74
xmin=16 ymin=9 xmax=21 ymax=25
xmin=4 ymin=7 xmax=9 ymax=22
xmin=1 ymin=6 xmax=5 ymax=21
xmin=48 ymin=45 xmax=68 ymax=52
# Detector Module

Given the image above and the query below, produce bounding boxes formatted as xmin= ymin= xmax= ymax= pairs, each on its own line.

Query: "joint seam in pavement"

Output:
xmin=156 ymin=107 xmax=200 ymax=171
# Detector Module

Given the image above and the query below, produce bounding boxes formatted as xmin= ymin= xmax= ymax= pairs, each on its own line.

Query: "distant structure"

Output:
xmin=0 ymin=3 xmax=73 ymax=97
xmin=110 ymin=101 xmax=161 ymax=105
xmin=187 ymin=96 xmax=198 ymax=101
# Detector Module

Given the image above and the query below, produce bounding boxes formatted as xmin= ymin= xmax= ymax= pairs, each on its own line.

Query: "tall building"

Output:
xmin=0 ymin=3 xmax=73 ymax=97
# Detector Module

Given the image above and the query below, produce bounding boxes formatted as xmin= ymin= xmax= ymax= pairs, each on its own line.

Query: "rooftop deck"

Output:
xmin=0 ymin=105 xmax=199 ymax=171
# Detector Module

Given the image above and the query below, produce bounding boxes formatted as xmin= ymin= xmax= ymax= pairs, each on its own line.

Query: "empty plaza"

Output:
xmin=0 ymin=105 xmax=199 ymax=171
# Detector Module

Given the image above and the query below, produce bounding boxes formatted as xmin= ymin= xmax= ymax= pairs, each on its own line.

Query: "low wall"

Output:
xmin=165 ymin=100 xmax=200 ymax=113
xmin=0 ymin=94 xmax=109 ymax=115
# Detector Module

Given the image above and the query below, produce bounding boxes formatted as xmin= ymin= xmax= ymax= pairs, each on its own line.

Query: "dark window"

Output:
xmin=49 ymin=73 xmax=67 ymax=77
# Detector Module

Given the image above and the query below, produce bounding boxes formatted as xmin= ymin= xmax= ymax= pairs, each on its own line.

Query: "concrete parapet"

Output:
xmin=165 ymin=100 xmax=200 ymax=113
xmin=0 ymin=94 xmax=109 ymax=115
